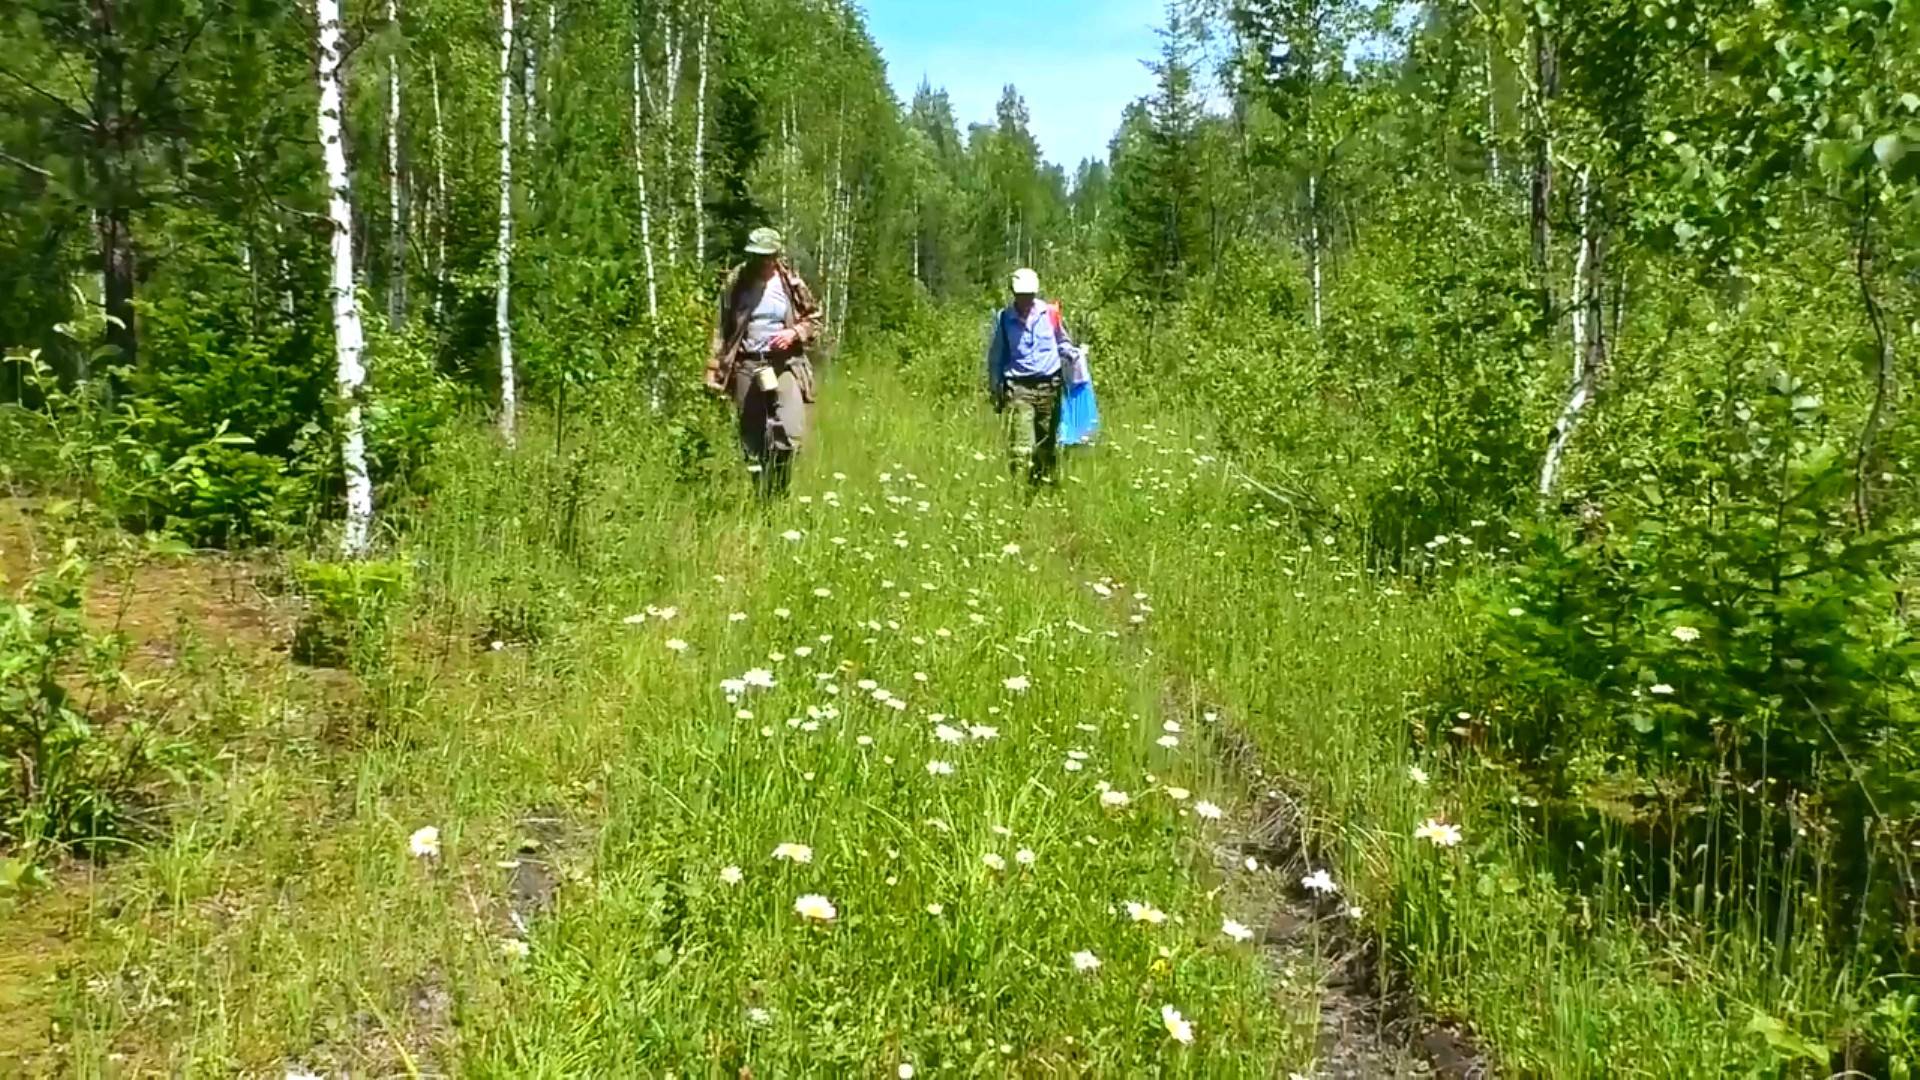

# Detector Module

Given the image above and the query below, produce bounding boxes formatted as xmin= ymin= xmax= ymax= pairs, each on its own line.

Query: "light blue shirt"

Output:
xmin=986 ymin=301 xmax=1074 ymax=395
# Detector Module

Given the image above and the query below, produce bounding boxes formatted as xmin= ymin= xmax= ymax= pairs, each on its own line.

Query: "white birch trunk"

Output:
xmin=544 ymin=2 xmax=555 ymax=129
xmin=386 ymin=0 xmax=405 ymax=327
xmin=692 ymin=9 xmax=709 ymax=267
xmin=1539 ymin=168 xmax=1595 ymax=497
xmin=430 ymin=57 xmax=448 ymax=322
xmin=630 ymin=21 xmax=658 ymax=320
xmin=316 ymin=0 xmax=374 ymax=557
xmin=522 ymin=1 xmax=537 ymax=155
xmin=497 ymin=0 xmax=518 ymax=446
xmin=1308 ymin=171 xmax=1323 ymax=331
xmin=661 ymin=9 xmax=681 ymax=266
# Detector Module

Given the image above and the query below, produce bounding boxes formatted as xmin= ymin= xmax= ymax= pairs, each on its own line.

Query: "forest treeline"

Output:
xmin=3 ymin=0 xmax=1919 ymax=1068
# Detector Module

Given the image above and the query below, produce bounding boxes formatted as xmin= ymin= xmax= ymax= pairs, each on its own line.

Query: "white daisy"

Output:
xmin=1222 ymin=918 xmax=1255 ymax=943
xmin=1194 ymin=800 xmax=1224 ymax=820
xmin=793 ymin=894 xmax=837 ymax=922
xmin=408 ymin=826 xmax=441 ymax=859
xmin=771 ymin=842 xmax=813 ymax=864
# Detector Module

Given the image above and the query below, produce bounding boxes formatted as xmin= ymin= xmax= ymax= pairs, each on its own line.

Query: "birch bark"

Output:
xmin=631 ymin=20 xmax=659 ymax=319
xmin=498 ymin=0 xmax=518 ymax=445
xmin=386 ymin=0 xmax=405 ymax=327
xmin=316 ymin=0 xmax=374 ymax=555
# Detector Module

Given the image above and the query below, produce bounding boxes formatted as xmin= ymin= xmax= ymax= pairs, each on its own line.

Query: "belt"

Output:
xmin=1008 ymin=372 xmax=1062 ymax=387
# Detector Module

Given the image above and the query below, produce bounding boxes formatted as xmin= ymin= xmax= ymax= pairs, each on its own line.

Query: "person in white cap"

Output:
xmin=985 ymin=267 xmax=1080 ymax=486
xmin=706 ymin=226 xmax=822 ymax=497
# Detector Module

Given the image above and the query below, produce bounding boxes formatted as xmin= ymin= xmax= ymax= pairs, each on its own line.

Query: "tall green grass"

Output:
xmin=40 ymin=361 xmax=1898 ymax=1075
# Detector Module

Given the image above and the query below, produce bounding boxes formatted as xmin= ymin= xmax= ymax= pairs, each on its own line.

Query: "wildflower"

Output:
xmin=743 ymin=668 xmax=777 ymax=689
xmin=499 ymin=938 xmax=530 ymax=959
xmin=1671 ymin=625 xmax=1701 ymax=643
xmin=1100 ymin=790 xmax=1132 ymax=809
xmin=856 ymin=735 xmax=874 ymax=747
xmin=1015 ymin=848 xmax=1036 ymax=866
xmin=1003 ymin=675 xmax=1031 ymax=692
xmin=772 ymin=843 xmax=813 ymax=864
xmin=747 ymin=1006 xmax=772 ymax=1025
xmin=1507 ymin=607 xmax=1525 ymax=618
xmin=1165 ymin=786 xmax=1191 ymax=801
xmin=1301 ymin=869 xmax=1338 ymax=895
xmin=926 ymin=759 xmax=955 ymax=777
xmin=621 ymin=613 xmax=648 ymax=626
xmin=1194 ymin=800 xmax=1223 ymax=821
xmin=728 ymin=612 xmax=747 ymax=624
xmin=1072 ymin=949 xmax=1102 ymax=972
xmin=982 ymin=852 xmax=1007 ymax=872
xmin=1066 ymin=750 xmax=1090 ymax=761
xmin=1160 ymin=1004 xmax=1194 ymax=1044
xmin=774 ymin=607 xmax=792 ymax=619
xmin=934 ymin=724 xmax=965 ymax=744
xmin=1162 ymin=720 xmax=1182 ymax=734
xmin=1408 ymin=765 xmax=1430 ymax=786
xmin=781 ymin=529 xmax=804 ymax=542
xmin=1650 ymin=683 xmax=1675 ymax=696
xmin=1222 ymin=918 xmax=1255 ymax=943
xmin=968 ymin=724 xmax=998 ymax=740
xmin=898 ymin=1065 xmax=916 ymax=1079
xmin=1157 ymin=735 xmax=1180 ymax=749
xmin=813 ymin=587 xmax=832 ymax=598
xmin=1002 ymin=542 xmax=1021 ymax=556
xmin=925 ymin=903 xmax=944 ymax=916
xmin=1415 ymin=818 xmax=1464 ymax=848
xmin=1346 ymin=904 xmax=1365 ymax=920
xmin=720 ymin=865 xmax=744 ymax=886
xmin=665 ymin=638 xmax=689 ymax=652
xmin=408 ymin=826 xmax=441 ymax=859
xmin=1063 ymin=759 xmax=1084 ymax=772
xmin=1125 ymin=901 xmax=1167 ymax=925
xmin=793 ymin=894 xmax=837 ymax=922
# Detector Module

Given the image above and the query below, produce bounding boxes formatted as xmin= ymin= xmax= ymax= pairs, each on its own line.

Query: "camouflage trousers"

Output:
xmin=1002 ymin=377 xmax=1062 ymax=486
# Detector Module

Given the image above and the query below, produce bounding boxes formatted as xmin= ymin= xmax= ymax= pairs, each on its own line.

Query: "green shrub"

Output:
xmin=0 ymin=542 xmax=189 ymax=856
xmin=290 ymin=558 xmax=412 ymax=671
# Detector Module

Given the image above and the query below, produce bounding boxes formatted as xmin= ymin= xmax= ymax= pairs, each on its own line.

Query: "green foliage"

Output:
xmin=0 ymin=542 xmax=186 ymax=857
xmin=290 ymin=557 xmax=413 ymax=671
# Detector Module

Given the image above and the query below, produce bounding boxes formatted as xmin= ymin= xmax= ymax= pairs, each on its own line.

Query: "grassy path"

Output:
xmin=20 ymin=359 xmax=1795 ymax=1076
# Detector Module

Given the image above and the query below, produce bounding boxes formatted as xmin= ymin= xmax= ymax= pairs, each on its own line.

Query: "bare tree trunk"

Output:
xmin=430 ymin=57 xmax=448 ymax=322
xmin=692 ymin=9 xmax=709 ymax=267
xmin=630 ymin=19 xmax=659 ymax=321
xmin=386 ymin=0 xmax=406 ymax=328
xmin=1540 ymin=168 xmax=1603 ymax=498
xmin=497 ymin=0 xmax=517 ymax=446
xmin=1308 ymin=171 xmax=1323 ymax=331
xmin=1853 ymin=178 xmax=1896 ymax=529
xmin=90 ymin=0 xmax=136 ymax=379
xmin=661 ymin=6 xmax=681 ymax=266
xmin=317 ymin=0 xmax=374 ymax=556
xmin=522 ymin=0 xmax=537 ymax=155
xmin=1528 ymin=13 xmax=1556 ymax=319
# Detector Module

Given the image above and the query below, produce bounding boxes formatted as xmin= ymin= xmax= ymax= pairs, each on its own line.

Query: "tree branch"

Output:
xmin=0 ymin=150 xmax=55 ymax=180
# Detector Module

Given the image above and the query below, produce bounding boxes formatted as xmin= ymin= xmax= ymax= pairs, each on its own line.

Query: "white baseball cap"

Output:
xmin=1010 ymin=268 xmax=1040 ymax=294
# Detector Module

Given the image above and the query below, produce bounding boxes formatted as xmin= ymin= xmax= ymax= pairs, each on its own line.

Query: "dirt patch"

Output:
xmin=1201 ymin=701 xmax=1494 ymax=1079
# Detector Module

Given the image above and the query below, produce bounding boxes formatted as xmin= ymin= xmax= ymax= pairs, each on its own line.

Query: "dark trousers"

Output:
xmin=1003 ymin=377 xmax=1062 ymax=485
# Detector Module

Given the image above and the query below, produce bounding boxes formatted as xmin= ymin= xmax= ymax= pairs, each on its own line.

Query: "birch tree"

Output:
xmin=497 ymin=0 xmax=517 ymax=445
xmin=386 ymin=0 xmax=405 ymax=327
xmin=630 ymin=16 xmax=659 ymax=319
xmin=315 ymin=0 xmax=374 ymax=555
xmin=692 ymin=9 xmax=709 ymax=268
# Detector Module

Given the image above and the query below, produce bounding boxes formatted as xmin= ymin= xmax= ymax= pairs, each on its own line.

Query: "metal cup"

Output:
xmin=754 ymin=366 xmax=780 ymax=393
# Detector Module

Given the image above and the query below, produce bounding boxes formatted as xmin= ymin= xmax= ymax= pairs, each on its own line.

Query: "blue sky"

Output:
xmin=858 ymin=0 xmax=1170 ymax=170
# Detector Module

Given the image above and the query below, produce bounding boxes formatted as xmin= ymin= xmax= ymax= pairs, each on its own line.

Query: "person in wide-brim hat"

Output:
xmin=706 ymin=227 xmax=823 ymax=498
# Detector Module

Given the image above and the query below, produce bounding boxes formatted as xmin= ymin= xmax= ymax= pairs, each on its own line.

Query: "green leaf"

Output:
xmin=1873 ymin=133 xmax=1907 ymax=169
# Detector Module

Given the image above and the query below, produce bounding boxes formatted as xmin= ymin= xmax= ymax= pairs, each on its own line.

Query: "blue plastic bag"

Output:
xmin=1059 ymin=373 xmax=1100 ymax=446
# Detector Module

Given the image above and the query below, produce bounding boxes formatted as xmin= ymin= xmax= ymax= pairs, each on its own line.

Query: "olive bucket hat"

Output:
xmin=744 ymin=227 xmax=784 ymax=256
